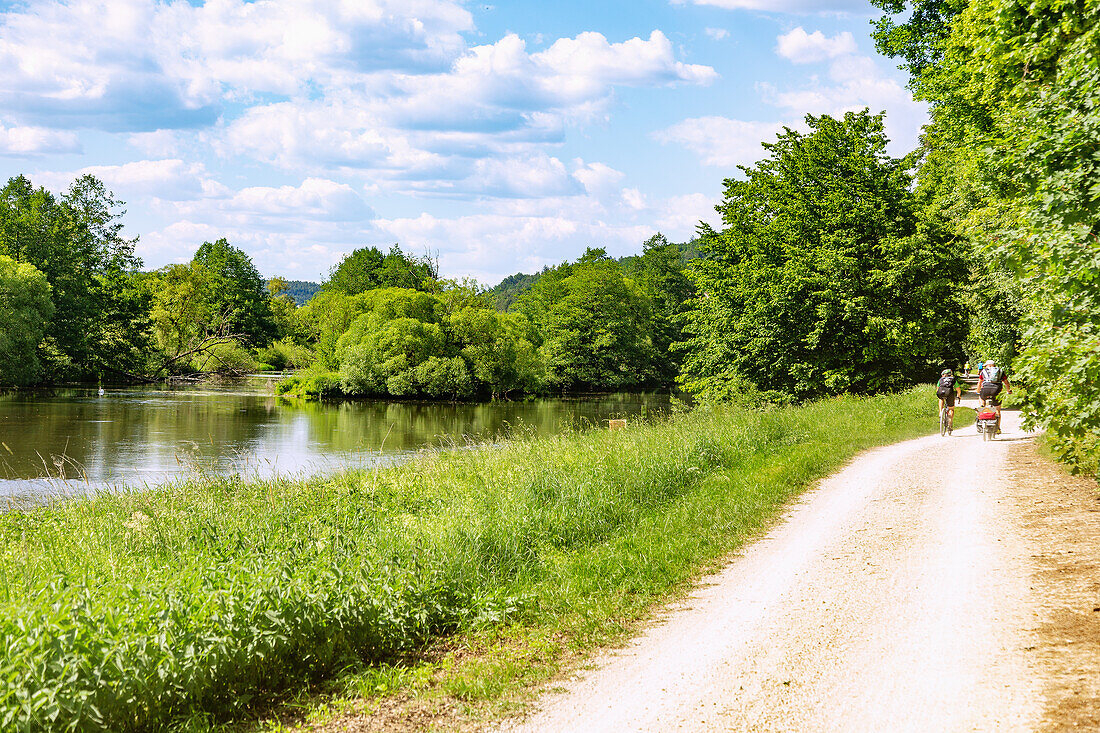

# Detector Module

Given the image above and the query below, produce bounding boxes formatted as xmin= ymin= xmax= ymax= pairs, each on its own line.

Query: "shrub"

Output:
xmin=190 ymin=340 xmax=258 ymax=374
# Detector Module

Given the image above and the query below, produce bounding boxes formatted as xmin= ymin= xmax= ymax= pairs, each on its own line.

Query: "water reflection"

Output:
xmin=0 ymin=381 xmax=672 ymax=498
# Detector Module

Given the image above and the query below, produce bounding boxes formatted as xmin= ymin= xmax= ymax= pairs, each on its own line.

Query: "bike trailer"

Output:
xmin=976 ymin=408 xmax=999 ymax=439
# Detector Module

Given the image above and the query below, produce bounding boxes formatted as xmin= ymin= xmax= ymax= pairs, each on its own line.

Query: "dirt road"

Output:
xmin=500 ymin=396 xmax=1100 ymax=732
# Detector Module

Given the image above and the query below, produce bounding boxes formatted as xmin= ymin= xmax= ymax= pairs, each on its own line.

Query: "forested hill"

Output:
xmin=486 ymin=272 xmax=542 ymax=310
xmin=486 ymin=238 xmax=700 ymax=311
xmin=278 ymin=280 xmax=320 ymax=306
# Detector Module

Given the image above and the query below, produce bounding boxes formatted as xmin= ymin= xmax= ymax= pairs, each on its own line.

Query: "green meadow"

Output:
xmin=1 ymin=389 xmax=939 ymax=731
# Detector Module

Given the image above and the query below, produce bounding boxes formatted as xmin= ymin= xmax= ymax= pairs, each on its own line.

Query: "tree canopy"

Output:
xmin=325 ymin=245 xmax=436 ymax=295
xmin=678 ymin=111 xmax=966 ymax=402
xmin=0 ymin=174 xmax=147 ymax=379
xmin=515 ymin=248 xmax=660 ymax=391
xmin=873 ymin=0 xmax=1100 ymax=473
xmin=0 ymin=256 xmax=54 ymax=387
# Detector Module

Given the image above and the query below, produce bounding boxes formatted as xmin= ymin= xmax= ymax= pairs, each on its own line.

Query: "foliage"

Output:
xmin=327 ymin=288 xmax=542 ymax=399
xmin=192 ymin=238 xmax=276 ymax=345
xmin=515 ymin=248 xmax=660 ymax=391
xmin=630 ymin=234 xmax=695 ymax=380
xmin=0 ymin=389 xmax=936 ymax=731
xmin=256 ymin=338 xmax=313 ymax=371
xmin=146 ymin=242 xmax=280 ymax=376
xmin=873 ymin=0 xmax=1100 ymax=474
xmin=325 ymin=245 xmax=437 ymax=295
xmin=274 ymin=366 xmax=343 ymax=399
xmin=267 ymin=278 xmax=309 ymax=343
xmin=485 ymin=271 xmax=543 ymax=311
xmin=189 ymin=339 xmax=259 ymax=375
xmin=0 ymin=256 xmax=54 ymax=387
xmin=0 ymin=175 xmax=149 ymax=380
xmin=271 ymin=279 xmax=320 ymax=306
xmin=679 ymin=111 xmax=967 ymax=403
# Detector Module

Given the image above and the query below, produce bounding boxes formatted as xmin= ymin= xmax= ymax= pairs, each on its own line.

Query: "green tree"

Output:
xmin=0 ymin=174 xmax=147 ymax=379
xmin=632 ymin=233 xmax=695 ymax=380
xmin=335 ymin=288 xmax=454 ymax=397
xmin=325 ymin=244 xmax=436 ymax=295
xmin=267 ymin=277 xmax=307 ymax=342
xmin=516 ymin=248 xmax=660 ymax=391
xmin=679 ymin=111 xmax=967 ymax=402
xmin=873 ymin=0 xmax=1100 ymax=474
xmin=448 ymin=306 xmax=544 ymax=396
xmin=148 ymin=263 xmax=238 ymax=375
xmin=191 ymin=238 xmax=276 ymax=345
xmin=0 ymin=256 xmax=54 ymax=386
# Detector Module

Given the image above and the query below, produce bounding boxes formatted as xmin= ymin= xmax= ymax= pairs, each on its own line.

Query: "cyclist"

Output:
xmin=977 ymin=358 xmax=1012 ymax=432
xmin=936 ymin=368 xmax=964 ymax=434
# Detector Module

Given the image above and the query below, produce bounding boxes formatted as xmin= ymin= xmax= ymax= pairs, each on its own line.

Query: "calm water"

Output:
xmin=0 ymin=379 xmax=673 ymax=499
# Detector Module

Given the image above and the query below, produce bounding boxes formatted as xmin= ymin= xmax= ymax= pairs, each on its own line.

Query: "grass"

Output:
xmin=0 ymin=388 xmax=939 ymax=731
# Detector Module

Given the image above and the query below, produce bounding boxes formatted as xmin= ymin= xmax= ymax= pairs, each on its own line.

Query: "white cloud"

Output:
xmin=35 ymin=159 xmax=216 ymax=200
xmin=468 ymin=154 xmax=580 ymax=198
xmin=760 ymin=54 xmax=928 ymax=154
xmin=0 ymin=0 xmax=474 ymax=131
xmin=220 ymin=30 xmax=715 ymax=191
xmin=621 ymin=188 xmax=647 ymax=210
xmin=375 ymin=209 xmax=654 ymax=284
xmin=572 ymin=160 xmax=625 ymax=197
xmin=0 ymin=124 xmax=81 ymax=155
xmin=705 ymin=28 xmax=730 ymax=40
xmin=654 ymin=193 xmax=719 ymax=233
xmin=127 ymin=130 xmax=181 ymax=157
xmin=223 ymin=179 xmax=372 ymax=220
xmin=535 ymin=30 xmax=717 ymax=90
xmin=670 ymin=0 xmax=872 ymax=12
xmin=655 ymin=117 xmax=785 ymax=167
xmin=775 ymin=28 xmax=857 ymax=63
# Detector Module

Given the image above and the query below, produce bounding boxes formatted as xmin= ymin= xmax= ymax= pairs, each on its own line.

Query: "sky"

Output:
xmin=0 ymin=0 xmax=925 ymax=286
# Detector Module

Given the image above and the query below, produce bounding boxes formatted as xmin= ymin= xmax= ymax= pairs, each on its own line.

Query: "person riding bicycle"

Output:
xmin=977 ymin=358 xmax=1012 ymax=432
xmin=936 ymin=368 xmax=964 ymax=434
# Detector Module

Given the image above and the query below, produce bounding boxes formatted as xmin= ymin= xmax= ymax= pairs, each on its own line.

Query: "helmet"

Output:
xmin=986 ymin=358 xmax=996 ymax=366
xmin=941 ymin=368 xmax=953 ymax=376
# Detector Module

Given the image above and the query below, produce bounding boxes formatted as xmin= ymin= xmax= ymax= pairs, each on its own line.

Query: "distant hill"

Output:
xmin=270 ymin=280 xmax=321 ymax=306
xmin=486 ymin=271 xmax=544 ymax=310
xmin=486 ymin=238 xmax=701 ymax=311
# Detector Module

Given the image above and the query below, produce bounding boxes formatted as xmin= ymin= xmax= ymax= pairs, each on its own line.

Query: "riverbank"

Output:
xmin=0 ymin=389 xmax=941 ymax=731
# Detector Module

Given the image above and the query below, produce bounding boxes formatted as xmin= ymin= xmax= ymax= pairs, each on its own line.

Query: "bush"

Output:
xmin=275 ymin=368 xmax=343 ymax=399
xmin=190 ymin=340 xmax=258 ymax=374
xmin=256 ymin=338 xmax=313 ymax=371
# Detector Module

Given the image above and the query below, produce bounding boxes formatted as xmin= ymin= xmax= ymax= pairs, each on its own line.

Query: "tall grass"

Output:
xmin=0 ymin=389 xmax=936 ymax=731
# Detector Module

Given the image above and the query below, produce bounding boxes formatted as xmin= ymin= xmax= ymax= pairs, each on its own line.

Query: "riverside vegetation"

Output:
xmin=0 ymin=389 xmax=939 ymax=731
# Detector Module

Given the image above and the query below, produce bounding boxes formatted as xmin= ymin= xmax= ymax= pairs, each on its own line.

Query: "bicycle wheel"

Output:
xmin=939 ymin=408 xmax=948 ymax=436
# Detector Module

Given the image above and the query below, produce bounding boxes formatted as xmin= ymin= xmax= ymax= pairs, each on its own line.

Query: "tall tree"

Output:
xmin=679 ymin=111 xmax=966 ymax=402
xmin=0 ymin=256 xmax=54 ymax=386
xmin=0 ymin=174 xmax=147 ymax=379
xmin=191 ymin=238 xmax=276 ymax=345
xmin=516 ymin=248 xmax=660 ymax=391
xmin=325 ymin=244 xmax=436 ymax=295
xmin=872 ymin=0 xmax=1100 ymax=473
xmin=633 ymin=233 xmax=695 ymax=380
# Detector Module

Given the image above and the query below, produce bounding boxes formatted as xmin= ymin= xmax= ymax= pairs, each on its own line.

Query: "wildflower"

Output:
xmin=123 ymin=511 xmax=153 ymax=534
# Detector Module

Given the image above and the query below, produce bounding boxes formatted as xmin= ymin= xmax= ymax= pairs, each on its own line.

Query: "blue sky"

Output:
xmin=0 ymin=0 xmax=924 ymax=285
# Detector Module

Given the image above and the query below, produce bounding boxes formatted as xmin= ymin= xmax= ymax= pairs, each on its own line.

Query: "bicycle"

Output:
xmin=939 ymin=406 xmax=951 ymax=436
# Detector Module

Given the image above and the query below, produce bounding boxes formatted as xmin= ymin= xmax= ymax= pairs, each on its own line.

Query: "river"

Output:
xmin=0 ymin=378 xmax=674 ymax=500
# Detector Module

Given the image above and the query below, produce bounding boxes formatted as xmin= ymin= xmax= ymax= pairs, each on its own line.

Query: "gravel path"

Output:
xmin=500 ymin=397 xmax=1052 ymax=732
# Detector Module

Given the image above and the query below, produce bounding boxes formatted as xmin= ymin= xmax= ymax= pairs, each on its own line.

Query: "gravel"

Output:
xmin=500 ymin=397 xmax=1046 ymax=732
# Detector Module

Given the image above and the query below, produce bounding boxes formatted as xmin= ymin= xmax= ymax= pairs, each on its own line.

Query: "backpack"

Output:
xmin=937 ymin=374 xmax=955 ymax=391
xmin=981 ymin=366 xmax=1003 ymax=384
